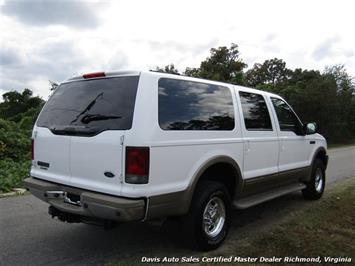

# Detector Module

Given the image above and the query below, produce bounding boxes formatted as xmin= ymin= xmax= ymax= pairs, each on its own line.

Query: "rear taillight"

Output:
xmin=83 ymin=72 xmax=105 ymax=79
xmin=125 ymin=147 xmax=149 ymax=184
xmin=31 ymin=139 xmax=34 ymax=160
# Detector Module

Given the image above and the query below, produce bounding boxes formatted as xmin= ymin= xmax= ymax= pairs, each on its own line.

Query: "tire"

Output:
xmin=302 ymin=159 xmax=326 ymax=200
xmin=181 ymin=180 xmax=231 ymax=251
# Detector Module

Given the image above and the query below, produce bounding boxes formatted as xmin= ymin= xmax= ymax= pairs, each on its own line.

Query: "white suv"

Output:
xmin=25 ymin=70 xmax=328 ymax=250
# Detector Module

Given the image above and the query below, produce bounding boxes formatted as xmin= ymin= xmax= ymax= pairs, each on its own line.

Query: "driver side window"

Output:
xmin=271 ymin=97 xmax=303 ymax=135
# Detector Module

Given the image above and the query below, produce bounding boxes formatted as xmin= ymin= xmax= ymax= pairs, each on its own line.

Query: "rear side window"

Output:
xmin=271 ymin=97 xmax=303 ymax=135
xmin=37 ymin=76 xmax=139 ymax=132
xmin=239 ymin=91 xmax=272 ymax=131
xmin=158 ymin=78 xmax=235 ymax=130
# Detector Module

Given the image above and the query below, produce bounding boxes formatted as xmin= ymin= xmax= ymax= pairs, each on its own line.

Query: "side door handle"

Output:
xmin=280 ymin=139 xmax=285 ymax=152
xmin=310 ymin=141 xmax=316 ymax=144
xmin=244 ymin=140 xmax=251 ymax=154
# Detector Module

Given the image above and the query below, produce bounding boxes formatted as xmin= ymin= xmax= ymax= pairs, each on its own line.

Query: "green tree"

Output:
xmin=0 ymin=89 xmax=44 ymax=121
xmin=185 ymin=43 xmax=247 ymax=84
xmin=324 ymin=65 xmax=354 ymax=92
xmin=273 ymin=68 xmax=354 ymax=142
xmin=323 ymin=65 xmax=355 ymax=139
xmin=154 ymin=64 xmax=180 ymax=75
xmin=0 ymin=118 xmax=31 ymax=161
xmin=281 ymin=69 xmax=338 ymax=138
xmin=243 ymin=57 xmax=355 ymax=143
xmin=0 ymin=89 xmax=43 ymax=192
xmin=245 ymin=58 xmax=292 ymax=88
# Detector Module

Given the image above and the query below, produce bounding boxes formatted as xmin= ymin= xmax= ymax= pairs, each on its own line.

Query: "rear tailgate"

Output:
xmin=70 ymin=131 xmax=124 ymax=195
xmin=31 ymin=127 xmax=71 ymax=185
xmin=33 ymin=75 xmax=139 ymax=195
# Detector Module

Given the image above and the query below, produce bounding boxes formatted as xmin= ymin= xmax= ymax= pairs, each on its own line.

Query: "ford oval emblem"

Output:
xmin=104 ymin=171 xmax=115 ymax=178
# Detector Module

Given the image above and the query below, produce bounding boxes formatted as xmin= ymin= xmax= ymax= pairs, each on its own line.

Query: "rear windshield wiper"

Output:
xmin=70 ymin=92 xmax=104 ymax=124
xmin=80 ymin=114 xmax=122 ymax=124
xmin=49 ymin=125 xmax=99 ymax=136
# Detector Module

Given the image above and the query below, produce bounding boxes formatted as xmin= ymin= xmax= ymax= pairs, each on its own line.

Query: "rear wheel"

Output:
xmin=181 ymin=181 xmax=231 ymax=251
xmin=302 ymin=159 xmax=326 ymax=200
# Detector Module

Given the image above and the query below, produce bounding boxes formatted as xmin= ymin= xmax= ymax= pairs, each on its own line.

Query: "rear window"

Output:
xmin=239 ymin=91 xmax=272 ymax=131
xmin=37 ymin=76 xmax=139 ymax=133
xmin=158 ymin=78 xmax=235 ymax=130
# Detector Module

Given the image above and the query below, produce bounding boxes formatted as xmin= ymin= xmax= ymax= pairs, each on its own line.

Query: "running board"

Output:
xmin=233 ymin=183 xmax=306 ymax=209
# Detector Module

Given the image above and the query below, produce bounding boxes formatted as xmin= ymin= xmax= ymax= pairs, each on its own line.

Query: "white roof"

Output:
xmin=63 ymin=69 xmax=282 ymax=99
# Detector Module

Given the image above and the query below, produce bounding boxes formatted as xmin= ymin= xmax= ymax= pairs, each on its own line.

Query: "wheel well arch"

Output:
xmin=197 ymin=162 xmax=239 ymax=198
xmin=186 ymin=156 xmax=243 ymax=206
xmin=312 ymin=147 xmax=328 ymax=168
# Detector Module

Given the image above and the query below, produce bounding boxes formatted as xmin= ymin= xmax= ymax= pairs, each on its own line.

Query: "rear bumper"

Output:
xmin=24 ymin=177 xmax=145 ymax=222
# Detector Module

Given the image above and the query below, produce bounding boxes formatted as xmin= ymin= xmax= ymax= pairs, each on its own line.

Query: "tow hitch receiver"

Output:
xmin=45 ymin=190 xmax=81 ymax=206
xmin=48 ymin=206 xmax=117 ymax=229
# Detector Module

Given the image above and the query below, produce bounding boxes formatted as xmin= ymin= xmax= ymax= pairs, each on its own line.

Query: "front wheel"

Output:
xmin=181 ymin=181 xmax=231 ymax=251
xmin=302 ymin=159 xmax=326 ymax=200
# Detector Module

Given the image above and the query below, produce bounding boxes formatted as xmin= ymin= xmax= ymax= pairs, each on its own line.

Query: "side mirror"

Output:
xmin=305 ymin=122 xmax=317 ymax=135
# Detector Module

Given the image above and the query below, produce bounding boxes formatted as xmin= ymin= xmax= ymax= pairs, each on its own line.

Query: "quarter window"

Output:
xmin=158 ymin=78 xmax=235 ymax=130
xmin=271 ymin=97 xmax=303 ymax=135
xmin=239 ymin=91 xmax=272 ymax=131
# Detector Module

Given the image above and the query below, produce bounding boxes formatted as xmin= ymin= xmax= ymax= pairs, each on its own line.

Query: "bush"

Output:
xmin=0 ymin=118 xmax=31 ymax=161
xmin=0 ymin=103 xmax=40 ymax=193
xmin=0 ymin=159 xmax=31 ymax=192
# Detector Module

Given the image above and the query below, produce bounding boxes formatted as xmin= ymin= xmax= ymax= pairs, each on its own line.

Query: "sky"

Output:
xmin=0 ymin=0 xmax=354 ymax=99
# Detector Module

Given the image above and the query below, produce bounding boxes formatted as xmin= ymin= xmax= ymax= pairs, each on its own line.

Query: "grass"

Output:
xmin=225 ymin=178 xmax=355 ymax=261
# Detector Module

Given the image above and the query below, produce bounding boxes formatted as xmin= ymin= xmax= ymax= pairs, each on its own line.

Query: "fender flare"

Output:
xmin=181 ymin=155 xmax=243 ymax=213
xmin=302 ymin=146 xmax=327 ymax=182
xmin=311 ymin=146 xmax=328 ymax=167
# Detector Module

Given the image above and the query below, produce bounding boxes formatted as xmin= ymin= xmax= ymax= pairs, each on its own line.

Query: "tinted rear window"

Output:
xmin=158 ymin=78 xmax=235 ymax=130
xmin=37 ymin=76 xmax=139 ymax=131
xmin=239 ymin=91 xmax=272 ymax=131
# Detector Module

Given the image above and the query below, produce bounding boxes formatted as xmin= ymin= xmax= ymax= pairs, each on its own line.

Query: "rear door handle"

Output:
xmin=280 ymin=139 xmax=285 ymax=151
xmin=310 ymin=141 xmax=316 ymax=144
xmin=245 ymin=140 xmax=251 ymax=153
